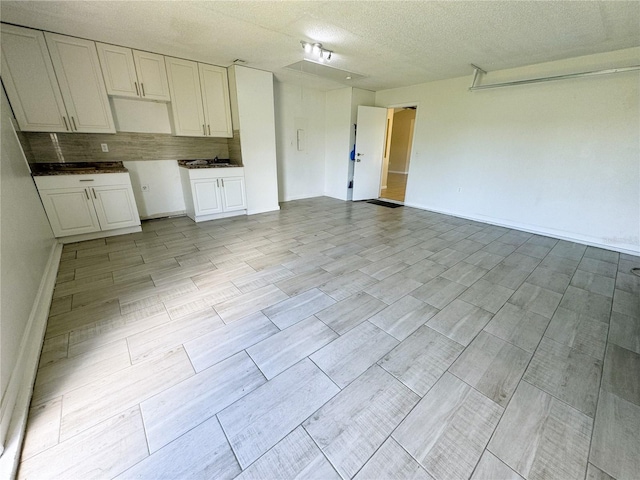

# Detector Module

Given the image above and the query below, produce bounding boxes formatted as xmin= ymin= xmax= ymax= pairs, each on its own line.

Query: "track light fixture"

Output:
xmin=300 ymin=41 xmax=332 ymax=62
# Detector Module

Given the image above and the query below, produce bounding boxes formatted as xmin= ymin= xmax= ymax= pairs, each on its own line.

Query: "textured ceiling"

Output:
xmin=1 ymin=1 xmax=639 ymax=91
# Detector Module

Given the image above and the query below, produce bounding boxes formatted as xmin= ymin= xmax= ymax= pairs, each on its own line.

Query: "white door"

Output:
xmin=133 ymin=50 xmax=170 ymax=101
xmin=96 ymin=43 xmax=139 ymax=98
xmin=199 ymin=63 xmax=233 ymax=137
xmin=92 ymin=185 xmax=141 ymax=231
xmin=39 ymin=188 xmax=101 ymax=237
xmin=45 ymin=33 xmax=116 ymax=133
xmin=165 ymin=57 xmax=206 ymax=137
xmin=192 ymin=179 xmax=223 ymax=215
xmin=0 ymin=25 xmax=70 ymax=132
xmin=353 ymin=106 xmax=388 ymax=201
xmin=221 ymin=177 xmax=247 ymax=211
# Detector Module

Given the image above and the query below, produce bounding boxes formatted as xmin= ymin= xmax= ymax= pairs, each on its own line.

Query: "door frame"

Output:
xmin=379 ymin=101 xmax=420 ymax=203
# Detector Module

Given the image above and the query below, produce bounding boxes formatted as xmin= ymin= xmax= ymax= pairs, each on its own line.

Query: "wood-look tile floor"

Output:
xmin=380 ymin=172 xmax=407 ymax=202
xmin=19 ymin=197 xmax=640 ymax=480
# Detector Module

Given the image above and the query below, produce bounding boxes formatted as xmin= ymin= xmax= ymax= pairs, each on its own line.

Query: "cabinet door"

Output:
xmin=39 ymin=188 xmax=101 ymax=237
xmin=199 ymin=63 xmax=232 ymax=138
xmin=96 ymin=43 xmax=139 ymax=98
xmin=44 ymin=33 xmax=116 ymax=133
xmin=91 ymin=185 xmax=141 ymax=231
xmin=192 ymin=179 xmax=223 ymax=215
xmin=133 ymin=50 xmax=170 ymax=101
xmin=220 ymin=177 xmax=247 ymax=211
xmin=0 ymin=25 xmax=70 ymax=132
xmin=165 ymin=57 xmax=206 ymax=137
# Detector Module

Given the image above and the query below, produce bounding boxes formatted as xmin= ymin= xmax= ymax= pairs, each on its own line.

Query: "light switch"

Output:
xmin=296 ymin=129 xmax=305 ymax=151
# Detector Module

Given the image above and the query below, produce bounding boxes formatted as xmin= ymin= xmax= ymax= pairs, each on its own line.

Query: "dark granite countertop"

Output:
xmin=31 ymin=162 xmax=128 ymax=176
xmin=177 ymin=159 xmax=242 ymax=169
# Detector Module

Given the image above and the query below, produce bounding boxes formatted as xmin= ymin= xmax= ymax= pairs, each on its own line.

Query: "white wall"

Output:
xmin=324 ymin=88 xmax=353 ymax=201
xmin=273 ymin=82 xmax=326 ymax=201
xmin=1 ymin=88 xmax=57 ymax=467
xmin=376 ymin=47 xmax=640 ymax=254
xmin=123 ymin=160 xmax=186 ymax=219
xmin=229 ymin=66 xmax=280 ymax=215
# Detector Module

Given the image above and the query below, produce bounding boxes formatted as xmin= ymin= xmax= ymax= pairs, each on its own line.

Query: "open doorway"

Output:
xmin=380 ymin=106 xmax=416 ymax=203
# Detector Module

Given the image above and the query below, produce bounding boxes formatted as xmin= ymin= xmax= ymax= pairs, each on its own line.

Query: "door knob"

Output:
xmin=357 ymin=153 xmax=363 ymax=156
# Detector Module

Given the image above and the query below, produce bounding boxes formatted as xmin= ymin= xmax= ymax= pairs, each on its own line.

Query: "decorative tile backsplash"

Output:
xmin=19 ymin=131 xmax=241 ymax=164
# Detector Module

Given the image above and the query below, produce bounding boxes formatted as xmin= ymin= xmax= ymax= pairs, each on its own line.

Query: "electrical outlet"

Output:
xmin=141 ymin=184 xmax=150 ymax=192
xmin=101 ymin=143 xmax=109 ymax=152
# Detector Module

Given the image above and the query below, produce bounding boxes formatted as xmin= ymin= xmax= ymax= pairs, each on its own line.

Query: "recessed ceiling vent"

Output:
xmin=284 ymin=59 xmax=365 ymax=83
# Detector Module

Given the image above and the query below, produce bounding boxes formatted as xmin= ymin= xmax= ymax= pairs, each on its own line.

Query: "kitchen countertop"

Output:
xmin=31 ymin=162 xmax=128 ymax=176
xmin=177 ymin=159 xmax=242 ymax=169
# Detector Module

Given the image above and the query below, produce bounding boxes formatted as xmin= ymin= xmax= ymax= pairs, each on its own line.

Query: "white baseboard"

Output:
xmin=247 ymin=205 xmax=281 ymax=215
xmin=57 ymin=226 xmax=142 ymax=244
xmin=404 ymin=201 xmax=640 ymax=256
xmin=140 ymin=210 xmax=186 ymax=221
xmin=0 ymin=241 xmax=61 ymax=479
xmin=281 ymin=193 xmax=324 ymax=202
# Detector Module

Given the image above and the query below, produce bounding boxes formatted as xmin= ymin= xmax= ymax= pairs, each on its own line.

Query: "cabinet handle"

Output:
xmin=62 ymin=116 xmax=69 ymax=131
xmin=71 ymin=117 xmax=77 ymax=131
xmin=208 ymin=124 xmax=211 ymax=136
xmin=203 ymin=124 xmax=206 ymax=136
xmin=141 ymin=83 xmax=145 ymax=97
xmin=216 ymin=179 xmax=219 ymax=188
xmin=221 ymin=178 xmax=224 ymax=187
xmin=92 ymin=188 xmax=97 ymax=199
xmin=134 ymin=82 xmax=140 ymax=96
xmin=79 ymin=179 xmax=94 ymax=182
xmin=84 ymin=189 xmax=89 ymax=200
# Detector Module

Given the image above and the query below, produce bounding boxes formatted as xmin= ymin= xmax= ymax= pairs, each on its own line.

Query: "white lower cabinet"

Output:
xmin=34 ymin=173 xmax=141 ymax=239
xmin=180 ymin=167 xmax=246 ymax=222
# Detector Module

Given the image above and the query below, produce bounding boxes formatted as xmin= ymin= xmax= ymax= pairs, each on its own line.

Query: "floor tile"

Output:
xmin=548 ymin=241 xmax=587 ymax=261
xmin=20 ymin=397 xmax=62 ymax=461
xmin=397 ymin=259 xmax=448 ymax=283
xmin=544 ymin=307 xmax=608 ymax=360
xmin=507 ymin=282 xmax=562 ymax=318
xmin=601 ymin=343 xmax=640 ymax=406
xmin=116 ymin=415 xmax=240 ymax=480
xmin=217 ymin=359 xmax=339 ymax=468
xmin=483 ymin=303 xmax=550 ymax=353
xmin=411 ymin=277 xmax=467 ymax=309
xmin=614 ymin=270 xmax=640 ymax=294
xmin=458 ymin=279 xmax=515 ymax=314
xmin=488 ymin=381 xmax=592 ymax=480
xmin=571 ymin=269 xmax=615 ymax=298
xmin=369 ymin=295 xmax=438 ymax=341
xmin=608 ymin=310 xmax=640 ymax=355
xmin=363 ymin=272 xmax=423 ymax=304
xmin=584 ymin=246 xmax=619 ymax=264
xmin=184 ymin=311 xmax=278 ymax=372
xmin=450 ymin=331 xmax=530 ymax=407
xmin=427 ymin=299 xmax=494 ymax=346
xmin=354 ymin=437 xmax=434 ymax=480
xmin=18 ymin=407 xmax=148 ymax=480
xmin=585 ymin=463 xmax=616 ymax=480
xmin=247 ymin=316 xmax=337 ymax=379
xmin=316 ymin=291 xmax=387 ymax=334
xmin=262 ymin=288 xmax=336 ymax=329
xmin=482 ymin=264 xmax=531 ymax=289
xmin=440 ymin=261 xmax=489 ymax=287
xmin=612 ymin=288 xmax=640 ymax=318
xmin=526 ymin=266 xmax=572 ymax=295
xmin=558 ymin=286 xmax=612 ymax=324
xmin=429 ymin=247 xmax=470 ymax=267
xmin=538 ymin=254 xmax=580 ymax=275
xmin=393 ymin=372 xmax=503 ymax=480
xmin=578 ymin=257 xmax=617 ymax=278
xmin=589 ymin=389 xmax=640 ymax=480
xmin=59 ymin=347 xmax=194 ymax=441
xmin=235 ymin=427 xmax=340 ymax=480
xmin=275 ymin=268 xmax=335 ymax=296
xmin=470 ymin=451 xmax=524 ymax=480
xmin=310 ymin=321 xmax=399 ymax=388
xmin=318 ymin=269 xmax=378 ymax=301
xmin=304 ymin=366 xmax=419 ymax=478
xmin=482 ymin=241 xmax=518 ymax=257
xmin=141 ymin=351 xmax=266 ymax=452
xmin=523 ymin=338 xmax=602 ymax=417
xmin=379 ymin=325 xmax=464 ymax=396
xmin=359 ymin=255 xmax=409 ymax=280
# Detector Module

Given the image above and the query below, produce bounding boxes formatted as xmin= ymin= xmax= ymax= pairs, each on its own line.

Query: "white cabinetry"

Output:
xmin=165 ymin=57 xmax=232 ymax=138
xmin=179 ymin=167 xmax=246 ymax=222
xmin=1 ymin=24 xmax=70 ymax=132
xmin=34 ymin=173 xmax=141 ymax=239
xmin=96 ymin=43 xmax=170 ymax=101
xmin=44 ymin=32 xmax=116 ymax=133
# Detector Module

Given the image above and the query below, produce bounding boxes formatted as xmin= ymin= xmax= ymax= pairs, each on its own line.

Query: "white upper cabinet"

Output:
xmin=0 ymin=24 xmax=70 ymax=132
xmin=97 ymin=43 xmax=170 ymax=102
xmin=165 ymin=56 xmax=232 ymax=138
xmin=132 ymin=50 xmax=170 ymax=101
xmin=44 ymin=32 xmax=115 ymax=133
xmin=199 ymin=64 xmax=233 ymax=138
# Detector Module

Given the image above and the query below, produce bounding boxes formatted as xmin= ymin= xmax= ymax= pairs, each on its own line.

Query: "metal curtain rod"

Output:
xmin=469 ymin=64 xmax=640 ymax=91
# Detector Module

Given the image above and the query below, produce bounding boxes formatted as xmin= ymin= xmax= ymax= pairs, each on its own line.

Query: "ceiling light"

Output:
xmin=300 ymin=40 xmax=333 ymax=63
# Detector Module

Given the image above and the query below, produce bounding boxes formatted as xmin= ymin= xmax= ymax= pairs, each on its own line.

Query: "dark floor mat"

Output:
xmin=367 ymin=199 xmax=403 ymax=208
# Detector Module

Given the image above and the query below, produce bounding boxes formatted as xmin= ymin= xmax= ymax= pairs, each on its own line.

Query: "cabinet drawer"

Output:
xmin=186 ymin=167 xmax=244 ymax=180
xmin=34 ymin=173 xmax=132 ymax=189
